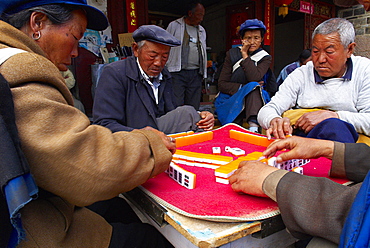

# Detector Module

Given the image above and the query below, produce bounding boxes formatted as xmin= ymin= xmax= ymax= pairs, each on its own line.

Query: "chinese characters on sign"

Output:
xmin=126 ymin=0 xmax=138 ymax=33
xmin=264 ymin=0 xmax=271 ymax=45
xmin=300 ymin=1 xmax=314 ymax=14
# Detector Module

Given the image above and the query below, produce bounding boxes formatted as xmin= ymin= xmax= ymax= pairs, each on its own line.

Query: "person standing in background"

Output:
xmin=166 ymin=1 xmax=207 ymax=110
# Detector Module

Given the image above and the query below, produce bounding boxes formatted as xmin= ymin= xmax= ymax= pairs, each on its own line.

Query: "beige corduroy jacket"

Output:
xmin=0 ymin=21 xmax=172 ymax=247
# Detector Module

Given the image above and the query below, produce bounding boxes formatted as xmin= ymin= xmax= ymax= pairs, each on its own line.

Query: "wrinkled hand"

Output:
xmin=266 ymin=117 xmax=293 ymax=140
xmin=294 ymin=110 xmax=338 ymax=133
xmin=197 ymin=111 xmax=214 ymax=131
xmin=229 ymin=161 xmax=278 ymax=197
xmin=240 ymin=39 xmax=251 ymax=59
xmin=263 ymin=136 xmax=334 ymax=163
xmin=142 ymin=126 xmax=176 ymax=154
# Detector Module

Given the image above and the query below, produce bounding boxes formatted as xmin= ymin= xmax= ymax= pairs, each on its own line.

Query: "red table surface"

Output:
xmin=141 ymin=123 xmax=349 ymax=221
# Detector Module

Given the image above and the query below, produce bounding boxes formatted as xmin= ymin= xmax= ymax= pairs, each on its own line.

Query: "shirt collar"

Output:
xmin=136 ymin=58 xmax=163 ymax=85
xmin=314 ymin=57 xmax=353 ymax=83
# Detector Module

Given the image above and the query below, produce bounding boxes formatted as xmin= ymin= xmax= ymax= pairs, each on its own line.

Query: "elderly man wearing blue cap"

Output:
xmin=93 ymin=25 xmax=214 ymax=134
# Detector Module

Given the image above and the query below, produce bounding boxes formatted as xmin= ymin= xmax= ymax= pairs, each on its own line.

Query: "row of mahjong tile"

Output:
xmin=214 ymin=152 xmax=309 ymax=184
xmin=173 ymin=149 xmax=233 ymax=165
xmin=165 ymin=162 xmax=196 ymax=189
xmin=170 ymin=129 xmax=274 ymax=149
xmin=167 ymin=158 xmax=306 ymax=189
xmin=168 ymin=150 xmax=309 ymax=189
xmin=267 ymin=157 xmax=310 ymax=170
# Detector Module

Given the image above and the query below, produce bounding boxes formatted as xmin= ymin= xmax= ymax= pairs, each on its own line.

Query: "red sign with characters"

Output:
xmin=126 ymin=0 xmax=138 ymax=33
xmin=264 ymin=0 xmax=271 ymax=45
xmin=300 ymin=1 xmax=314 ymax=14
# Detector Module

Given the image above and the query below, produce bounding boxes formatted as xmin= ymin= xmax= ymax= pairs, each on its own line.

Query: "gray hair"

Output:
xmin=1 ymin=4 xmax=76 ymax=29
xmin=136 ymin=40 xmax=147 ymax=49
xmin=312 ymin=18 xmax=355 ymax=47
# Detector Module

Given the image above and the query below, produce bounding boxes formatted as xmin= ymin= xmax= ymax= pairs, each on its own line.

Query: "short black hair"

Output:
xmin=298 ymin=49 xmax=311 ymax=64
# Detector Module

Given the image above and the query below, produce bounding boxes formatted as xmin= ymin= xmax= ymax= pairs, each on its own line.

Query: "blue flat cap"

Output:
xmin=239 ymin=19 xmax=266 ymax=36
xmin=0 ymin=0 xmax=108 ymax=31
xmin=133 ymin=25 xmax=181 ymax=47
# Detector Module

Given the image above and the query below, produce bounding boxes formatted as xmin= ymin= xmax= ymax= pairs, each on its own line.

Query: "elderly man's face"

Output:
xmin=133 ymin=41 xmax=171 ymax=77
xmin=312 ymin=32 xmax=355 ymax=78
xmin=187 ymin=4 xmax=205 ymax=26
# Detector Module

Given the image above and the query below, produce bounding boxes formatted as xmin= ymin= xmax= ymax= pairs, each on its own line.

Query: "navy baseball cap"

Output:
xmin=133 ymin=25 xmax=181 ymax=47
xmin=0 ymin=0 xmax=108 ymax=31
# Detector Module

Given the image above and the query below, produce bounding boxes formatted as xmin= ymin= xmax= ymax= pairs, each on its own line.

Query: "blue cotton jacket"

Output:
xmin=93 ymin=56 xmax=178 ymax=132
xmin=339 ymin=171 xmax=370 ymax=247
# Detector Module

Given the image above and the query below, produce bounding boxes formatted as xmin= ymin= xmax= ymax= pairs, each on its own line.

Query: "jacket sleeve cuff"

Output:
xmin=329 ymin=142 xmax=346 ymax=178
xmin=262 ymin=170 xmax=289 ymax=202
xmin=131 ymin=129 xmax=172 ymax=179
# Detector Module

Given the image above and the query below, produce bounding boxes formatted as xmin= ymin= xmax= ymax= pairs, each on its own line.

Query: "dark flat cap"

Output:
xmin=0 ymin=0 xmax=108 ymax=31
xmin=133 ymin=25 xmax=181 ymax=47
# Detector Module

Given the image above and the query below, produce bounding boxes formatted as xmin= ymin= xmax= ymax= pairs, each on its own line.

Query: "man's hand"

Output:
xmin=197 ymin=111 xmax=214 ymax=131
xmin=294 ymin=110 xmax=338 ymax=133
xmin=229 ymin=161 xmax=278 ymax=197
xmin=263 ymin=136 xmax=335 ymax=163
xmin=266 ymin=117 xmax=293 ymax=140
xmin=142 ymin=126 xmax=176 ymax=154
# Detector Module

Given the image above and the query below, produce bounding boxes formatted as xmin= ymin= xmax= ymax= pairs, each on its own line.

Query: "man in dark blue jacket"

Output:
xmin=93 ymin=25 xmax=214 ymax=134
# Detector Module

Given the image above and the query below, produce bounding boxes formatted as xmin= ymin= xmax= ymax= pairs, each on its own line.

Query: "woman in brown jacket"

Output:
xmin=0 ymin=1 xmax=175 ymax=247
xmin=214 ymin=19 xmax=277 ymax=132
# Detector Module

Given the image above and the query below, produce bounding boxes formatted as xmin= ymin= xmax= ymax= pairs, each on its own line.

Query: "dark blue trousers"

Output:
xmin=294 ymin=118 xmax=358 ymax=143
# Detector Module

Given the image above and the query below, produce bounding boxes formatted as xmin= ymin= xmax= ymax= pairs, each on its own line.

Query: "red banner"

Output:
xmin=126 ymin=0 xmax=138 ymax=33
xmin=264 ymin=0 xmax=271 ymax=45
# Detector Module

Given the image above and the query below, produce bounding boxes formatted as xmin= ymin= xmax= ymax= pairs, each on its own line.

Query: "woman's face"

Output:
xmin=37 ymin=10 xmax=87 ymax=71
xmin=242 ymin=30 xmax=262 ymax=53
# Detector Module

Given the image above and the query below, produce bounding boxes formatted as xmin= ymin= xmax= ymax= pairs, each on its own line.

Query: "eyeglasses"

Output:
xmin=242 ymin=36 xmax=262 ymax=43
